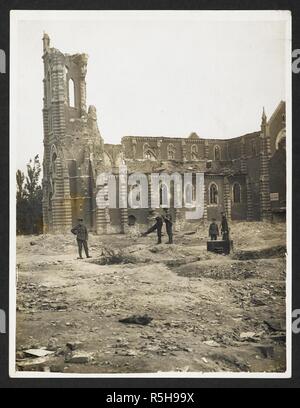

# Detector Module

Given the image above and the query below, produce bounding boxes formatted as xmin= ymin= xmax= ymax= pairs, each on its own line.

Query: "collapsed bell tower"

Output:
xmin=42 ymin=33 xmax=104 ymax=233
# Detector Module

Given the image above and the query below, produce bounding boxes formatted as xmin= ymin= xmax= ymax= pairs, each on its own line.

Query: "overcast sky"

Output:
xmin=11 ymin=11 xmax=290 ymax=172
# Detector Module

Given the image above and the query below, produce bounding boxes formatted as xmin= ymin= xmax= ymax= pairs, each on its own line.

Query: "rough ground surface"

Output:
xmin=15 ymin=222 xmax=287 ymax=374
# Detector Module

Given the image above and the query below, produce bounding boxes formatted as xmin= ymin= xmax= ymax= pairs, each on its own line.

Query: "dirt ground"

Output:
xmin=15 ymin=221 xmax=287 ymax=374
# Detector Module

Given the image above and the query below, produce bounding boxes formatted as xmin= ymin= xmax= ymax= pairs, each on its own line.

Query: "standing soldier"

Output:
xmin=71 ymin=218 xmax=91 ymax=259
xmin=209 ymin=218 xmax=219 ymax=240
xmin=163 ymin=213 xmax=174 ymax=244
xmin=221 ymin=212 xmax=229 ymax=241
xmin=142 ymin=216 xmax=163 ymax=245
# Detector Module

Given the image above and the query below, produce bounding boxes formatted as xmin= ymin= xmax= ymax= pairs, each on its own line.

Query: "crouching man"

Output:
xmin=142 ymin=216 xmax=163 ymax=245
xmin=71 ymin=218 xmax=91 ymax=259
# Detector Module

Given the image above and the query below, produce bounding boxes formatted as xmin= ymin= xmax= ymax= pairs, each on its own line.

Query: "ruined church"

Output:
xmin=42 ymin=34 xmax=286 ymax=234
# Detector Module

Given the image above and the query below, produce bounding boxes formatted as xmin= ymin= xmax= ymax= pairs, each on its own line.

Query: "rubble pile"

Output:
xmin=16 ymin=221 xmax=287 ymax=374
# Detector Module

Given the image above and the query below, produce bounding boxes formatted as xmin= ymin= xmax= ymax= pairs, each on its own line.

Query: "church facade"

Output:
xmin=42 ymin=34 xmax=287 ymax=234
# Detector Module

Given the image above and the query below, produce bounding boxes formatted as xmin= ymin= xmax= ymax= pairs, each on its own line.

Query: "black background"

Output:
xmin=0 ymin=0 xmax=299 ymax=389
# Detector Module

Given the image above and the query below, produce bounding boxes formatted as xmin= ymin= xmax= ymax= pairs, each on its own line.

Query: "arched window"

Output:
xmin=168 ymin=144 xmax=176 ymax=160
xmin=144 ymin=150 xmax=156 ymax=161
xmin=214 ymin=146 xmax=221 ymax=161
xmin=63 ymin=67 xmax=68 ymax=104
xmin=52 ymin=152 xmax=57 ymax=175
xmin=185 ymin=183 xmax=194 ymax=207
xmin=128 ymin=215 xmax=137 ymax=226
xmin=143 ymin=143 xmax=157 ymax=161
xmin=68 ymin=78 xmax=75 ymax=107
xmin=50 ymin=152 xmax=57 ymax=196
xmin=191 ymin=145 xmax=198 ymax=160
xmin=233 ymin=183 xmax=241 ymax=204
xmin=159 ymin=182 xmax=169 ymax=208
xmin=128 ymin=184 xmax=141 ymax=207
xmin=209 ymin=183 xmax=218 ymax=205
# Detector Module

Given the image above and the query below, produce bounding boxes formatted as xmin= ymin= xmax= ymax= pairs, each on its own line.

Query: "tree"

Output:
xmin=16 ymin=155 xmax=43 ymax=235
xmin=16 ymin=169 xmax=27 ymax=234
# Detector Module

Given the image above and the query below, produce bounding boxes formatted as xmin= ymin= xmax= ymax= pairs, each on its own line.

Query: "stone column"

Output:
xmin=157 ymin=140 xmax=162 ymax=160
xmin=42 ymin=179 xmax=49 ymax=234
xmin=203 ymin=183 xmax=208 ymax=221
xmin=240 ymin=137 xmax=247 ymax=174
xmin=246 ymin=177 xmax=254 ymax=221
xmin=181 ymin=140 xmax=187 ymax=162
xmin=147 ymin=174 xmax=155 ymax=226
xmin=223 ymin=177 xmax=232 ymax=220
xmin=79 ymin=54 xmax=88 ymax=116
xmin=119 ymin=172 xmax=129 ymax=234
xmin=204 ymin=141 xmax=209 ymax=160
xmin=96 ymin=208 xmax=108 ymax=235
xmin=260 ymin=111 xmax=272 ymax=221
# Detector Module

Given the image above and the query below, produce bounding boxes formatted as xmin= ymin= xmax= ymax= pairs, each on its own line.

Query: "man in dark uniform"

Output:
xmin=142 ymin=216 xmax=163 ymax=245
xmin=71 ymin=218 xmax=91 ymax=259
xmin=221 ymin=212 xmax=229 ymax=241
xmin=163 ymin=213 xmax=174 ymax=244
xmin=209 ymin=218 xmax=219 ymax=241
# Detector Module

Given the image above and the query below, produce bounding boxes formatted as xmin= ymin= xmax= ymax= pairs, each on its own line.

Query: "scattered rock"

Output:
xmin=240 ymin=332 xmax=257 ymax=340
xmin=47 ymin=338 xmax=60 ymax=352
xmin=255 ymin=345 xmax=275 ymax=359
xmin=124 ymin=350 xmax=138 ymax=357
xmin=66 ymin=341 xmax=83 ymax=351
xmin=166 ymin=256 xmax=200 ymax=268
xmin=17 ymin=356 xmax=55 ymax=371
xmin=251 ymin=297 xmax=267 ymax=307
xmin=203 ymin=340 xmax=221 ymax=348
xmin=270 ymin=334 xmax=286 ymax=343
xmin=16 ymin=351 xmax=26 ymax=360
xmin=65 ymin=352 xmax=93 ymax=364
xmin=119 ymin=315 xmax=153 ymax=326
xmin=24 ymin=349 xmax=55 ymax=358
xmin=265 ymin=319 xmax=286 ymax=332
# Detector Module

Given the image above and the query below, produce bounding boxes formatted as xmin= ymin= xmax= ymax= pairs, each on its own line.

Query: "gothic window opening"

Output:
xmin=185 ymin=183 xmax=193 ymax=206
xmin=128 ymin=215 xmax=137 ymax=226
xmin=145 ymin=151 xmax=156 ymax=160
xmin=209 ymin=183 xmax=218 ymax=205
xmin=128 ymin=183 xmax=142 ymax=208
xmin=159 ymin=182 xmax=169 ymax=208
xmin=214 ymin=145 xmax=221 ymax=161
xmin=51 ymin=152 xmax=57 ymax=196
xmin=168 ymin=144 xmax=176 ymax=160
xmin=68 ymin=78 xmax=76 ymax=108
xmin=143 ymin=144 xmax=157 ymax=161
xmin=233 ymin=183 xmax=242 ymax=204
xmin=191 ymin=145 xmax=198 ymax=161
